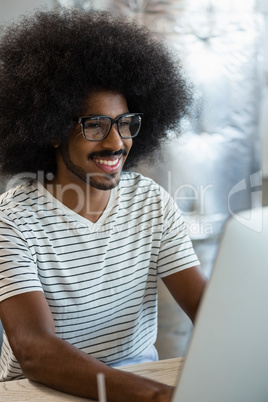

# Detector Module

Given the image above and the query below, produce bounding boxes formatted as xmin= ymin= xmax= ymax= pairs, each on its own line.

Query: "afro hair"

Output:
xmin=0 ymin=9 xmax=192 ymax=176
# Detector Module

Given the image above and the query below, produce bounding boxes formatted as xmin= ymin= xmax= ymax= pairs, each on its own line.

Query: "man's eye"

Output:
xmin=119 ymin=120 xmax=130 ymax=127
xmin=84 ymin=122 xmax=101 ymax=129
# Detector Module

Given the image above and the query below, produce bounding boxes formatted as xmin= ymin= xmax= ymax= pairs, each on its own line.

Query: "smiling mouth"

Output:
xmin=91 ymin=155 xmax=122 ymax=173
xmin=94 ymin=158 xmax=120 ymax=167
xmin=90 ymin=149 xmax=127 ymax=171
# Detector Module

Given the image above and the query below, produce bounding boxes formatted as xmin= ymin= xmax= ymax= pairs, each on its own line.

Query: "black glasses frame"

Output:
xmin=73 ymin=113 xmax=144 ymax=142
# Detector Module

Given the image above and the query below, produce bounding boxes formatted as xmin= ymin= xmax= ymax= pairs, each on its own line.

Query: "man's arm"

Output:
xmin=0 ymin=291 xmax=173 ymax=402
xmin=161 ymin=266 xmax=207 ymax=323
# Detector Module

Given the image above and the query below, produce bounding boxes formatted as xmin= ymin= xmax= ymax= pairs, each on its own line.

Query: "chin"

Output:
xmin=89 ymin=173 xmax=121 ymax=190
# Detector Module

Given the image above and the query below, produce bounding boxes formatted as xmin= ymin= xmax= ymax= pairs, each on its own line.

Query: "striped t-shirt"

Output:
xmin=0 ymin=172 xmax=199 ymax=381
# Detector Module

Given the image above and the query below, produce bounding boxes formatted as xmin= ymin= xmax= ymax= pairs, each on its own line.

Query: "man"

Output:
xmin=0 ymin=9 xmax=206 ymax=401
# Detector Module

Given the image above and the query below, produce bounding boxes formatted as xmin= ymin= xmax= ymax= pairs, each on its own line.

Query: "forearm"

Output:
xmin=19 ymin=333 xmax=173 ymax=402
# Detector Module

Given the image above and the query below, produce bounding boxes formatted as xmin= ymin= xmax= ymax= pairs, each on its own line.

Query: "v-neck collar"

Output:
xmin=36 ymin=180 xmax=117 ymax=229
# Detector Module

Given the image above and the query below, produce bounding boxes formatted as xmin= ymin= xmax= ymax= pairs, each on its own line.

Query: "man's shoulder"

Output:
xmin=120 ymin=171 xmax=160 ymax=191
xmin=0 ymin=180 xmax=38 ymax=210
xmin=120 ymin=171 xmax=171 ymax=200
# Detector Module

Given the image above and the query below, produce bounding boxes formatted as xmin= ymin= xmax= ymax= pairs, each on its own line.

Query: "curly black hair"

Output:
xmin=0 ymin=9 xmax=192 ymax=176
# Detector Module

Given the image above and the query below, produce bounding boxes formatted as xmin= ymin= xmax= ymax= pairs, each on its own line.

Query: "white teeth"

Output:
xmin=95 ymin=158 xmax=119 ymax=166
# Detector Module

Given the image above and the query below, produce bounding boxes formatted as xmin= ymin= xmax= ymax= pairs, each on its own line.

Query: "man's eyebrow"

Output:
xmin=79 ymin=113 xmax=130 ymax=118
xmin=81 ymin=114 xmax=105 ymax=117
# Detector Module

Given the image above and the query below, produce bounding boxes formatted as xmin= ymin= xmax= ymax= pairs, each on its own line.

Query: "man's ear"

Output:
xmin=52 ymin=140 xmax=60 ymax=149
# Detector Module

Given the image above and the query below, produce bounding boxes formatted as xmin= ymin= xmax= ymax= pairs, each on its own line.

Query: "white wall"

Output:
xmin=0 ymin=0 xmax=56 ymax=24
xmin=257 ymin=0 xmax=268 ymax=177
xmin=259 ymin=89 xmax=268 ymax=178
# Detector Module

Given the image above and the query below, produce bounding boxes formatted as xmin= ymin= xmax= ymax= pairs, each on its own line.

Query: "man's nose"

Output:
xmin=101 ymin=124 xmax=124 ymax=149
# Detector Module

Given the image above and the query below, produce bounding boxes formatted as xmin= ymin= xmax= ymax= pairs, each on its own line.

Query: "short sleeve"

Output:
xmin=157 ymin=187 xmax=200 ymax=278
xmin=0 ymin=213 xmax=43 ymax=303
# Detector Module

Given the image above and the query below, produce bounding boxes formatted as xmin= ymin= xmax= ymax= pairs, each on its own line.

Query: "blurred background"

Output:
xmin=1 ymin=0 xmax=268 ymax=359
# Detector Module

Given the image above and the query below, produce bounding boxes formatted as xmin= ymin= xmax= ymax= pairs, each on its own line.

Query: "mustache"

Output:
xmin=88 ymin=149 xmax=127 ymax=159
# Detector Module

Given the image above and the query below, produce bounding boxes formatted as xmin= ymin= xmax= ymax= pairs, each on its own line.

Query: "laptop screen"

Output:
xmin=172 ymin=207 xmax=268 ymax=402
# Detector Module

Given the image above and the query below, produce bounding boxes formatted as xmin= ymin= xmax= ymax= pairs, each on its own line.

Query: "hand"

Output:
xmin=155 ymin=387 xmax=174 ymax=402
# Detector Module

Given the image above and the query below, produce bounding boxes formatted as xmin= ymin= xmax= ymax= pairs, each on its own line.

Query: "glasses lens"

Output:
xmin=83 ymin=117 xmax=111 ymax=141
xmin=118 ymin=115 xmax=141 ymax=138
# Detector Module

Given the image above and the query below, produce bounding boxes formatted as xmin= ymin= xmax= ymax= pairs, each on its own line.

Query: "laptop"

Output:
xmin=172 ymin=206 xmax=268 ymax=402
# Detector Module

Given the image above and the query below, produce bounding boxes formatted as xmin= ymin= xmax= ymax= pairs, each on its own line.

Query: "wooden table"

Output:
xmin=0 ymin=357 xmax=183 ymax=401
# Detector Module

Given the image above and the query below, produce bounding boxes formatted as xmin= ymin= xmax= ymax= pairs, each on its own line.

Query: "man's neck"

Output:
xmin=45 ymin=180 xmax=111 ymax=223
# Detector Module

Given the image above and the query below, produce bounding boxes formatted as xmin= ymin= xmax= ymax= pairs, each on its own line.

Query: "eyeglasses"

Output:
xmin=74 ymin=113 xmax=144 ymax=142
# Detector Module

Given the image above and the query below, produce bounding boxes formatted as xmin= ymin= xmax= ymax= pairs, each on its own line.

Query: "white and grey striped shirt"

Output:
xmin=0 ymin=172 xmax=199 ymax=381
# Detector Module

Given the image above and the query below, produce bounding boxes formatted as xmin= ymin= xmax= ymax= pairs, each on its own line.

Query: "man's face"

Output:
xmin=55 ymin=90 xmax=133 ymax=191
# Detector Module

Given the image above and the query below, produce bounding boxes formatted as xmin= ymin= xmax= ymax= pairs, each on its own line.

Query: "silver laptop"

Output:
xmin=172 ymin=206 xmax=268 ymax=402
